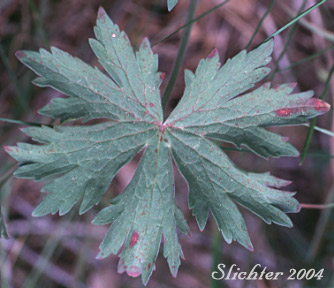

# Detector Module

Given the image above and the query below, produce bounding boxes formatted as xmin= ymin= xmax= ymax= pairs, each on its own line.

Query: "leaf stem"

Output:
xmin=161 ymin=0 xmax=198 ymax=117
xmin=301 ymin=203 xmax=334 ymax=209
xmin=299 ymin=64 xmax=334 ymax=165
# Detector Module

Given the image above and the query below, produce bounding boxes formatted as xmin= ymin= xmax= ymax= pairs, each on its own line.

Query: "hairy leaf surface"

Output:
xmin=5 ymin=7 xmax=330 ymax=284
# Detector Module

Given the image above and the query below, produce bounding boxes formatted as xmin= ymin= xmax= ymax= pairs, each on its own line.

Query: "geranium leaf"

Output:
xmin=5 ymin=7 xmax=330 ymax=285
xmin=93 ymin=135 xmax=188 ymax=284
xmin=165 ymin=44 xmax=329 ymax=158
xmin=7 ymin=122 xmax=157 ymax=216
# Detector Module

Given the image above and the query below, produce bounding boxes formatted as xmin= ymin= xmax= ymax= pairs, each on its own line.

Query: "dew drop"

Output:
xmin=112 ymin=33 xmax=116 ymax=38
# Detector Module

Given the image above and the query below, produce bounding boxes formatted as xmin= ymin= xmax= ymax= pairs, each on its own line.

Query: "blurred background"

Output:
xmin=0 ymin=0 xmax=334 ymax=287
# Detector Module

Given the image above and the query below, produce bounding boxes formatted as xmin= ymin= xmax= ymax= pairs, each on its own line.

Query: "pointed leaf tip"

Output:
xmin=3 ymin=146 xmax=12 ymax=153
xmin=167 ymin=0 xmax=178 ymax=11
xmin=15 ymin=51 xmax=26 ymax=59
xmin=248 ymin=245 xmax=254 ymax=252
xmin=97 ymin=6 xmax=106 ymax=20
xmin=207 ymin=48 xmax=219 ymax=59
xmin=275 ymin=98 xmax=330 ymax=118
xmin=170 ymin=266 xmax=179 ymax=278
xmin=96 ymin=251 xmax=106 ymax=260
xmin=310 ymin=98 xmax=331 ymax=114
xmin=141 ymin=37 xmax=150 ymax=48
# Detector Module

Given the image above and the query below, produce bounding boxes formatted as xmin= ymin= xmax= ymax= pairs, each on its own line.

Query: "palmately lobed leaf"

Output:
xmin=5 ymin=7 xmax=330 ymax=285
xmin=93 ymin=135 xmax=189 ymax=284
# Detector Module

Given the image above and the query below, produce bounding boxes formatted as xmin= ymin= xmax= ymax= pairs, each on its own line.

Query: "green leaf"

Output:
xmin=8 ymin=122 xmax=157 ymax=216
xmin=165 ymin=44 xmax=330 ymax=158
xmin=93 ymin=135 xmax=188 ymax=284
xmin=5 ymin=7 xmax=330 ymax=285
xmin=167 ymin=0 xmax=178 ymax=11
xmin=0 ymin=206 xmax=9 ymax=239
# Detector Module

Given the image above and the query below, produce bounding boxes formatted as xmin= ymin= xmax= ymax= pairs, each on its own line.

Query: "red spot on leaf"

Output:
xmin=207 ymin=48 xmax=218 ymax=59
xmin=149 ymin=102 xmax=154 ymax=108
xmin=310 ymin=98 xmax=330 ymax=112
xmin=275 ymin=108 xmax=293 ymax=117
xmin=147 ymin=263 xmax=151 ymax=269
xmin=127 ymin=265 xmax=141 ymax=277
xmin=275 ymin=98 xmax=330 ymax=117
xmin=15 ymin=51 xmax=26 ymax=59
xmin=129 ymin=231 xmax=139 ymax=248
xmin=160 ymin=72 xmax=165 ymax=81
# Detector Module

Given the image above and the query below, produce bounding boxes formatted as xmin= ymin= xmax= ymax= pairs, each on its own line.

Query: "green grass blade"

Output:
xmin=152 ymin=0 xmax=232 ymax=47
xmin=299 ymin=64 xmax=334 ymax=165
xmin=305 ymin=184 xmax=334 ymax=263
xmin=0 ymin=43 xmax=28 ymax=111
xmin=278 ymin=44 xmax=334 ymax=73
xmin=29 ymin=0 xmax=50 ymax=47
xmin=0 ymin=117 xmax=50 ymax=127
xmin=302 ymin=123 xmax=334 ymax=137
xmin=269 ymin=0 xmax=308 ymax=81
xmin=210 ymin=228 xmax=222 ymax=288
xmin=246 ymin=0 xmax=275 ymax=49
xmin=278 ymin=1 xmax=334 ymax=42
xmin=262 ymin=0 xmax=327 ymax=44
xmin=307 ymin=152 xmax=334 ymax=159
xmin=161 ymin=0 xmax=198 ymax=114
xmin=23 ymin=212 xmax=75 ymax=288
